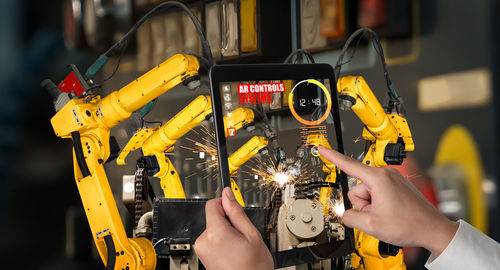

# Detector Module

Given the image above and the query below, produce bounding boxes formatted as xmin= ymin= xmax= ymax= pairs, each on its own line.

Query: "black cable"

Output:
xmin=256 ymin=104 xmax=270 ymax=124
xmin=71 ymin=131 xmax=91 ymax=177
xmin=106 ymin=2 xmax=213 ymax=65
xmin=86 ymin=1 xmax=214 ymax=78
xmin=188 ymin=53 xmax=211 ymax=71
xmin=104 ymin=235 xmax=116 ymax=270
xmin=295 ymin=181 xmax=339 ymax=191
xmin=334 ymin=28 xmax=399 ymax=103
xmin=140 ymin=116 xmax=163 ymax=128
xmin=335 ymin=31 xmax=368 ymax=68
xmin=284 ymin=49 xmax=316 ymax=64
xmin=102 ymin=40 xmax=128 ymax=82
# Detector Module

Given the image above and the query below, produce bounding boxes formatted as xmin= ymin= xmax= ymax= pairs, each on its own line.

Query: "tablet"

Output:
xmin=209 ymin=63 xmax=355 ymax=268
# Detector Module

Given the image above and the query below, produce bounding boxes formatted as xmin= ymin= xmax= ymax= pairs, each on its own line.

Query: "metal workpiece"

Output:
xmin=329 ymin=223 xmax=345 ymax=242
xmin=286 ymin=199 xmax=325 ymax=239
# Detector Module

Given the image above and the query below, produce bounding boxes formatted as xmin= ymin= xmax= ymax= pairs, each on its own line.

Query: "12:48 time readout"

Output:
xmin=299 ymin=97 xmax=322 ymax=107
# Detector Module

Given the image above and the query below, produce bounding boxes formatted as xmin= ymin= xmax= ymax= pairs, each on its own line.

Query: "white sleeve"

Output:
xmin=425 ymin=219 xmax=500 ymax=270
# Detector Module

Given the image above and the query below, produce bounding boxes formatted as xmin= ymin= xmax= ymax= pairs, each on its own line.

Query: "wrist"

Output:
xmin=421 ymin=218 xmax=459 ymax=255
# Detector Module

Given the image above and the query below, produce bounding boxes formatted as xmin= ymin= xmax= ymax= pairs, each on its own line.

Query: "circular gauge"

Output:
xmin=288 ymin=79 xmax=332 ymax=126
xmin=63 ymin=0 xmax=87 ymax=50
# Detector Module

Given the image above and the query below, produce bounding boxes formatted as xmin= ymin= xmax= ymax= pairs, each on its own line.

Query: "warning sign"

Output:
xmin=227 ymin=127 xmax=236 ymax=137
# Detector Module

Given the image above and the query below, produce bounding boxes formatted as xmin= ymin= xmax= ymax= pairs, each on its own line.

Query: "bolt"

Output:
xmin=290 ymin=215 xmax=296 ymax=221
xmin=311 ymin=203 xmax=317 ymax=209
xmin=311 ymin=226 xmax=316 ymax=232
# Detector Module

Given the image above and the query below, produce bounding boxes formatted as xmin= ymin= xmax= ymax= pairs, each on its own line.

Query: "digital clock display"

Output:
xmin=293 ymin=80 xmax=325 ymax=113
xmin=299 ymin=97 xmax=322 ymax=107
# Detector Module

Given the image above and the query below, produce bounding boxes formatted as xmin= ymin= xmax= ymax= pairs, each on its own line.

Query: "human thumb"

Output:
xmin=342 ymin=209 xmax=374 ymax=234
xmin=222 ymin=187 xmax=258 ymax=236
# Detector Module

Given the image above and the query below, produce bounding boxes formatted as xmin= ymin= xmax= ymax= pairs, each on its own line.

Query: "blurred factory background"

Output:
xmin=1 ymin=0 xmax=499 ymax=269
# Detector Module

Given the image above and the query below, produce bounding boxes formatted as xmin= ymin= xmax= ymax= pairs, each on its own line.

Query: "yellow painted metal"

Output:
xmin=337 ymin=76 xmax=414 ymax=167
xmin=142 ymin=95 xmax=212 ymax=198
xmin=141 ymin=95 xmax=212 ymax=159
xmin=118 ymin=96 xmax=258 ymax=200
xmin=117 ymin=95 xmax=212 ymax=198
xmin=228 ymin=136 xmax=268 ymax=175
xmin=50 ymin=54 xmax=199 ymax=270
xmin=159 ymin=157 xmax=185 ymax=199
xmin=230 ymin=178 xmax=246 ymax=207
xmin=129 ymin=238 xmax=157 ymax=270
xmin=434 ymin=125 xmax=487 ymax=233
xmin=240 ymin=0 xmax=257 ymax=52
xmin=306 ymin=133 xmax=338 ymax=214
xmin=227 ymin=136 xmax=268 ymax=207
xmin=117 ymin=128 xmax=158 ymax=166
xmin=351 ymin=228 xmax=406 ymax=270
xmin=337 ymin=76 xmax=414 ymax=270
xmin=103 ymin=54 xmax=199 ymax=115
xmin=223 ymin=108 xmax=255 ymax=136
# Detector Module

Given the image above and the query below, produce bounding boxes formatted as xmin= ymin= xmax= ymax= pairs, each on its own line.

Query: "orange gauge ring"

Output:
xmin=288 ymin=79 xmax=332 ymax=126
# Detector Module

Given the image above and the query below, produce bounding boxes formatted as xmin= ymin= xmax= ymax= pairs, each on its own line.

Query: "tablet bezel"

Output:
xmin=209 ymin=63 xmax=355 ymax=268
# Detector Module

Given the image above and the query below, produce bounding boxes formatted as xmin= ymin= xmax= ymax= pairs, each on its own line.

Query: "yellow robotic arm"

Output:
xmin=337 ymin=76 xmax=414 ymax=270
xmin=118 ymin=95 xmax=213 ymax=199
xmin=224 ymin=107 xmax=255 ymax=136
xmin=228 ymin=136 xmax=269 ymax=206
xmin=49 ymin=54 xmax=199 ymax=270
xmin=306 ymin=134 xmax=338 ymax=214
xmin=337 ymin=76 xmax=413 ymax=167
xmin=117 ymin=101 xmax=258 ymax=202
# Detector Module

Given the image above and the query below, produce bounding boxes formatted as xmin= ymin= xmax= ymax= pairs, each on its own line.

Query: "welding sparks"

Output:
xmin=181 ymin=124 xmax=219 ymax=180
xmin=332 ymin=202 xmax=345 ymax=217
xmin=273 ymin=173 xmax=289 ymax=186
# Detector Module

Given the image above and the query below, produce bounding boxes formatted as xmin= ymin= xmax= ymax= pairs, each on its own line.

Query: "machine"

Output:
xmin=44 ymin=3 xmax=414 ymax=266
xmin=43 ymin=62 xmax=414 ymax=270
xmin=43 ymin=54 xmax=200 ymax=270
xmin=337 ymin=76 xmax=414 ymax=270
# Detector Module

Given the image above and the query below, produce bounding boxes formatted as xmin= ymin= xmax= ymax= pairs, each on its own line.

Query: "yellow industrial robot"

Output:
xmin=228 ymin=135 xmax=269 ymax=205
xmin=46 ymin=54 xmax=200 ymax=270
xmin=306 ymin=133 xmax=338 ymax=214
xmin=116 ymin=94 xmax=258 ymax=201
xmin=337 ymin=76 xmax=414 ymax=270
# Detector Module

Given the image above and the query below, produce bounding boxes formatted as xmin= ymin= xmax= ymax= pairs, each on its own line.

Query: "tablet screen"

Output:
xmin=217 ymin=77 xmax=349 ymax=255
xmin=220 ymin=78 xmax=337 ymax=180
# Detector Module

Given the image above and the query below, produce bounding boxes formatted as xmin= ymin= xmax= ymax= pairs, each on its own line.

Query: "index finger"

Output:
xmin=205 ymin=198 xmax=230 ymax=228
xmin=318 ymin=146 xmax=375 ymax=184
